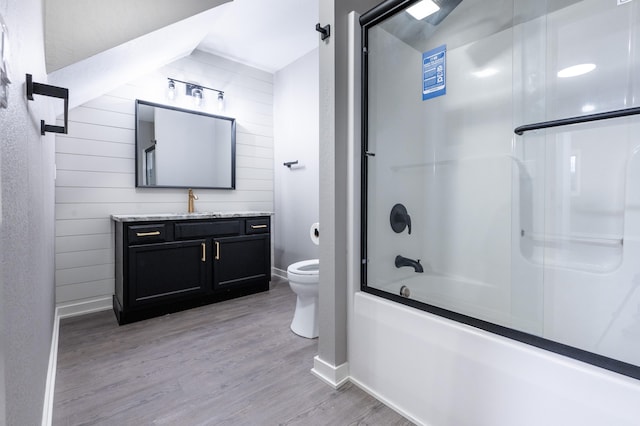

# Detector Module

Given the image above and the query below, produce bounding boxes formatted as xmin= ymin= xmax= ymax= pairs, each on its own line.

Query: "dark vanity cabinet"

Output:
xmin=113 ymin=215 xmax=271 ymax=325
xmin=128 ymin=239 xmax=209 ymax=306
xmin=214 ymin=217 xmax=271 ymax=290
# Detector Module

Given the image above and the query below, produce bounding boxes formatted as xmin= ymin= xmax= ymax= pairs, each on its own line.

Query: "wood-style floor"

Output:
xmin=53 ymin=277 xmax=413 ymax=425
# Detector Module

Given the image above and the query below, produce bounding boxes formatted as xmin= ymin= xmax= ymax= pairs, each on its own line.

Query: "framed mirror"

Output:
xmin=135 ymin=100 xmax=236 ymax=189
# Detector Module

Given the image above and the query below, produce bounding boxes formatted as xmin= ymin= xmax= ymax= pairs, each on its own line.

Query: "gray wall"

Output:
xmin=317 ymin=0 xmax=380 ymax=370
xmin=273 ymin=48 xmax=319 ymax=271
xmin=0 ymin=1 xmax=57 ymax=424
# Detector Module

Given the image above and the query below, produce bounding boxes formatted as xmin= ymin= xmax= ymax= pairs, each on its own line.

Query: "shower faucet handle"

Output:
xmin=390 ymin=203 xmax=411 ymax=235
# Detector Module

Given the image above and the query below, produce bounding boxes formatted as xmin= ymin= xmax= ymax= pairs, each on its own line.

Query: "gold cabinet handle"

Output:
xmin=136 ymin=231 xmax=161 ymax=237
xmin=215 ymin=241 xmax=220 ymax=260
xmin=251 ymin=224 xmax=267 ymax=229
xmin=201 ymin=242 xmax=206 ymax=262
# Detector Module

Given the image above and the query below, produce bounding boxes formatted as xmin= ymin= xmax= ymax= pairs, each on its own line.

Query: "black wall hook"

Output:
xmin=315 ymin=23 xmax=330 ymax=41
xmin=26 ymin=73 xmax=69 ymax=135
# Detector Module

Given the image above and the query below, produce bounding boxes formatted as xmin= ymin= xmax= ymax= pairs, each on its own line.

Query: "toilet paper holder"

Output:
xmin=310 ymin=223 xmax=320 ymax=245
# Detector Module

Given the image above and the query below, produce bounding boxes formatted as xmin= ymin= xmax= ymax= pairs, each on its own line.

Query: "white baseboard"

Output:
xmin=349 ymin=376 xmax=423 ymax=426
xmin=310 ymin=356 xmax=350 ymax=389
xmin=41 ymin=296 xmax=112 ymax=425
xmin=57 ymin=296 xmax=112 ymax=319
xmin=272 ymin=267 xmax=287 ymax=280
xmin=41 ymin=307 xmax=60 ymax=426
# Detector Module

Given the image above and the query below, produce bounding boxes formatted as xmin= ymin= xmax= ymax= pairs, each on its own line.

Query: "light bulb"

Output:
xmin=217 ymin=92 xmax=224 ymax=111
xmin=167 ymin=79 xmax=176 ymax=100
xmin=192 ymin=88 xmax=203 ymax=107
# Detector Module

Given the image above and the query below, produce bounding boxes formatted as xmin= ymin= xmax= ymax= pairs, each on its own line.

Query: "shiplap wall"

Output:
xmin=55 ymin=50 xmax=274 ymax=305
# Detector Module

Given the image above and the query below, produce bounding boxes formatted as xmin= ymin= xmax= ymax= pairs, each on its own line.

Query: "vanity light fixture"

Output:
xmin=406 ymin=0 xmax=440 ymax=20
xmin=166 ymin=77 xmax=224 ymax=110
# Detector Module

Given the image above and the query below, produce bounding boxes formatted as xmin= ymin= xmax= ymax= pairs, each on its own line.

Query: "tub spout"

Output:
xmin=395 ymin=255 xmax=423 ymax=273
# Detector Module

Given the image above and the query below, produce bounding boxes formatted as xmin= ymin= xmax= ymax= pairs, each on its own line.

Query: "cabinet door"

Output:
xmin=213 ymin=234 xmax=270 ymax=290
xmin=128 ymin=239 xmax=209 ymax=306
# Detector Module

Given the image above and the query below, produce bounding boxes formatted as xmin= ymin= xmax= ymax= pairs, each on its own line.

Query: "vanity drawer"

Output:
xmin=175 ymin=220 xmax=240 ymax=239
xmin=245 ymin=217 xmax=270 ymax=234
xmin=127 ymin=224 xmax=167 ymax=244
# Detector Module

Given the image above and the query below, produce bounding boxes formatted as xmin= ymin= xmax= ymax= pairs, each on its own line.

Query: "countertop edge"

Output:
xmin=111 ymin=212 xmax=274 ymax=222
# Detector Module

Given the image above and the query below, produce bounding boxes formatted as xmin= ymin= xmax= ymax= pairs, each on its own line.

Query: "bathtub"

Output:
xmin=375 ymin=273 xmax=512 ymax=327
xmin=349 ymin=289 xmax=640 ymax=426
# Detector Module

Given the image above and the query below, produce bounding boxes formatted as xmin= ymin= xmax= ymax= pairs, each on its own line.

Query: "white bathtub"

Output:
xmin=349 ymin=290 xmax=640 ymax=426
xmin=376 ymin=273 xmax=511 ymax=327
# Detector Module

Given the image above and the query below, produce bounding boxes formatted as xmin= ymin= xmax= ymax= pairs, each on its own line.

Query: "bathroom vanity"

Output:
xmin=111 ymin=212 xmax=272 ymax=325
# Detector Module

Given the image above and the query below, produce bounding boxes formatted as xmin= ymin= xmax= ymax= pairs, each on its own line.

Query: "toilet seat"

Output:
xmin=287 ymin=259 xmax=319 ymax=284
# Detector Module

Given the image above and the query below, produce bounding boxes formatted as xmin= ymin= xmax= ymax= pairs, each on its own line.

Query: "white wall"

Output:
xmin=54 ymin=50 xmax=274 ymax=306
xmin=273 ymin=48 xmax=319 ymax=271
xmin=0 ymin=1 xmax=56 ymax=424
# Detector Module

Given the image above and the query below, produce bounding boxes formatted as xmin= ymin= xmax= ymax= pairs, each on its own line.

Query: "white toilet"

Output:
xmin=287 ymin=259 xmax=319 ymax=338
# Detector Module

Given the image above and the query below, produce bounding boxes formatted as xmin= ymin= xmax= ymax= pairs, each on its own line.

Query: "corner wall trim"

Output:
xmin=41 ymin=307 xmax=60 ymax=426
xmin=272 ymin=267 xmax=287 ymax=280
xmin=311 ymin=356 xmax=349 ymax=389
xmin=56 ymin=296 xmax=112 ymax=319
xmin=41 ymin=297 xmax=111 ymax=425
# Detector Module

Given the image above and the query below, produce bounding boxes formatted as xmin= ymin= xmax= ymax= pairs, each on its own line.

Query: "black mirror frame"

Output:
xmin=134 ymin=99 xmax=236 ymax=190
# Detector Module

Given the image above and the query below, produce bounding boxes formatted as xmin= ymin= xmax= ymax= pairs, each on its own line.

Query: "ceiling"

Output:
xmin=45 ymin=0 xmax=319 ymax=74
xmin=46 ymin=0 xmax=319 ymax=112
xmin=44 ymin=0 xmax=231 ymax=73
xmin=197 ymin=0 xmax=319 ymax=73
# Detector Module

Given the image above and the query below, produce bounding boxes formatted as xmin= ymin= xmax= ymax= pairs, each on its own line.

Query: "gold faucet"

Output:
xmin=188 ymin=188 xmax=198 ymax=213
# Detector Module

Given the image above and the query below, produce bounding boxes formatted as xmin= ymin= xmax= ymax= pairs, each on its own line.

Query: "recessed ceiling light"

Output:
xmin=406 ymin=0 xmax=440 ymax=20
xmin=473 ymin=68 xmax=499 ymax=78
xmin=557 ymin=63 xmax=596 ymax=78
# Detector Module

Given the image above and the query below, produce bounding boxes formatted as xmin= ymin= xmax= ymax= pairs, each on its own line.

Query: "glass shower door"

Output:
xmin=363 ymin=0 xmax=516 ymax=326
xmin=512 ymin=0 xmax=640 ymax=367
xmin=361 ymin=0 xmax=640 ymax=379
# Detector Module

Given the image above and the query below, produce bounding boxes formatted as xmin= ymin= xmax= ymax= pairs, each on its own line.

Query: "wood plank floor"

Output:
xmin=53 ymin=277 xmax=414 ymax=425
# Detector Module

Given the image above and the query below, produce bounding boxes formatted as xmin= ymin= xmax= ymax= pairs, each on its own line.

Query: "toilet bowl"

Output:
xmin=287 ymin=259 xmax=319 ymax=338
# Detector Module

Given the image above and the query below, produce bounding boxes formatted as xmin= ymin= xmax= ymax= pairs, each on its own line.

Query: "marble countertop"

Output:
xmin=111 ymin=211 xmax=273 ymax=222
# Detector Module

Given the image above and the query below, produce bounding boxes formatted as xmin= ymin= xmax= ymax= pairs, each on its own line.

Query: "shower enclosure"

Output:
xmin=361 ymin=0 xmax=640 ymax=378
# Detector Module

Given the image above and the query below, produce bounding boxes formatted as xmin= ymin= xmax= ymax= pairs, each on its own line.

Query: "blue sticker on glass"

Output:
xmin=422 ymin=45 xmax=446 ymax=101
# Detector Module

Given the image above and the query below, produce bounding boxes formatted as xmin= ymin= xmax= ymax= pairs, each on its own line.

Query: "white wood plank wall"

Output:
xmin=55 ymin=51 xmax=275 ymax=305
